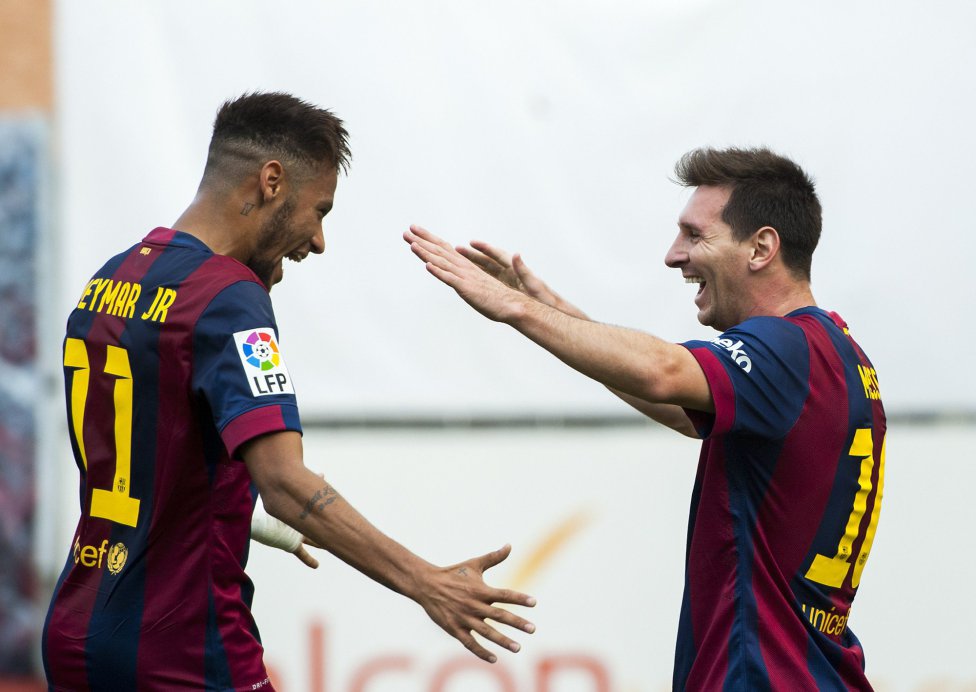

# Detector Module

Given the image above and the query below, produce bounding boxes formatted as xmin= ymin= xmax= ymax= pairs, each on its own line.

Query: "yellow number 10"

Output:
xmin=805 ymin=428 xmax=886 ymax=589
xmin=64 ymin=337 xmax=141 ymax=528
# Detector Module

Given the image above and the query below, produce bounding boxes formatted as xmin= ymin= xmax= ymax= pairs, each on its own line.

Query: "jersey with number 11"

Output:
xmin=43 ymin=227 xmax=302 ymax=692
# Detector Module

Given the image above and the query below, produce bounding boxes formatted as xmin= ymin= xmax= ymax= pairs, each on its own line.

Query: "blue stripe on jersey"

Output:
xmin=205 ymin=585 xmax=234 ymax=691
xmin=673 ymin=477 xmax=700 ymax=690
xmin=280 ymin=404 xmax=302 ymax=437
xmin=685 ymin=316 xmax=811 ymax=439
xmin=723 ymin=435 xmax=785 ymax=692
xmin=86 ymin=583 xmax=142 ymax=690
xmin=806 ymin=635 xmax=846 ymax=690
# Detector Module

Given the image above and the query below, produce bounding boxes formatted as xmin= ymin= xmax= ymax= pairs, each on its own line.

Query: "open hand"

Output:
xmin=456 ymin=241 xmax=530 ymax=292
xmin=417 ymin=544 xmax=536 ymax=663
xmin=457 ymin=239 xmax=589 ymax=320
xmin=404 ymin=225 xmax=527 ymax=323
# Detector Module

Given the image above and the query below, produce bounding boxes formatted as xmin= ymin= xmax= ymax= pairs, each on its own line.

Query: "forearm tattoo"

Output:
xmin=299 ymin=484 xmax=338 ymax=519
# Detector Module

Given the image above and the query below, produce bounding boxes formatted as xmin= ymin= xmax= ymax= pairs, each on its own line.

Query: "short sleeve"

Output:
xmin=681 ymin=317 xmax=810 ymax=440
xmin=192 ymin=280 xmax=302 ymax=459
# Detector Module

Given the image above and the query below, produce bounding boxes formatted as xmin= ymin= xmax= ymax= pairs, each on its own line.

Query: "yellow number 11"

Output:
xmin=64 ymin=337 xmax=141 ymax=528
xmin=805 ymin=428 xmax=886 ymax=589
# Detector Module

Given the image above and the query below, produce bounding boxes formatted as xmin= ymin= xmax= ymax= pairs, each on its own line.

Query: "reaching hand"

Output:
xmin=456 ymin=241 xmax=529 ymax=292
xmin=416 ymin=544 xmax=536 ymax=664
xmin=404 ymin=225 xmax=528 ymax=323
xmin=457 ymin=240 xmax=589 ymax=320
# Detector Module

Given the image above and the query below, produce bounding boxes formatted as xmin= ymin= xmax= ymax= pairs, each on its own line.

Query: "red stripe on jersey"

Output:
xmin=684 ymin=438 xmax=734 ymax=689
xmin=222 ymin=405 xmax=289 ymax=460
xmin=685 ymin=347 xmax=735 ymax=437
xmin=752 ymin=315 xmax=848 ymax=689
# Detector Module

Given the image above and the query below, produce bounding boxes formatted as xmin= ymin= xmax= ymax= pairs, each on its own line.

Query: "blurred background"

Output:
xmin=2 ymin=0 xmax=974 ymax=690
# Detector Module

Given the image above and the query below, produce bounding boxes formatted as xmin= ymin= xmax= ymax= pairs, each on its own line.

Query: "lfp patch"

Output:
xmin=233 ymin=328 xmax=295 ymax=397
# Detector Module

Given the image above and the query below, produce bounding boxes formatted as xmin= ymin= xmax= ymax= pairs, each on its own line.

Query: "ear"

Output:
xmin=258 ymin=161 xmax=285 ymax=204
xmin=748 ymin=226 xmax=780 ymax=272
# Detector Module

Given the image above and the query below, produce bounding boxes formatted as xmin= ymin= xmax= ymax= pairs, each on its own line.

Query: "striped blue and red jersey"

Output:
xmin=675 ymin=307 xmax=886 ymax=691
xmin=43 ymin=227 xmax=301 ymax=691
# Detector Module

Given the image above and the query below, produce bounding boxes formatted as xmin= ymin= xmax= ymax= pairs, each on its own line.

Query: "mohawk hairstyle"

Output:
xmin=203 ymin=91 xmax=351 ymax=185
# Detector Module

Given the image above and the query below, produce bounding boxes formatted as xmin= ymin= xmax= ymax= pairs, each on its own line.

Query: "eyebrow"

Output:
xmin=678 ymin=221 xmax=702 ymax=233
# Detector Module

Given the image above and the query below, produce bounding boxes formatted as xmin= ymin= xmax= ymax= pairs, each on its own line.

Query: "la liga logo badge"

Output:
xmin=233 ymin=328 xmax=295 ymax=397
xmin=242 ymin=330 xmax=281 ymax=370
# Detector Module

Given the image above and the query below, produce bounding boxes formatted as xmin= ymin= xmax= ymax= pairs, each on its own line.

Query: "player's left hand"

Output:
xmin=414 ymin=543 xmax=536 ymax=663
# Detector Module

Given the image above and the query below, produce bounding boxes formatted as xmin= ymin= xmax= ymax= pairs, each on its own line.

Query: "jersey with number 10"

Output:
xmin=676 ymin=307 xmax=885 ymax=691
xmin=43 ymin=228 xmax=301 ymax=691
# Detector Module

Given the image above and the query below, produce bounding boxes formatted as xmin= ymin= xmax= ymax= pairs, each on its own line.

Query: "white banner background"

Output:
xmin=53 ymin=0 xmax=976 ymax=416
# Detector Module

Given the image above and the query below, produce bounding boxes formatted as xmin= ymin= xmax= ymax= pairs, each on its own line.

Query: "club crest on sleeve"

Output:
xmin=233 ymin=329 xmax=295 ymax=396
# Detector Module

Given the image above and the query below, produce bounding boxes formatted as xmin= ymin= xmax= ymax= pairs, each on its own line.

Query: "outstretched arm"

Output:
xmin=242 ymin=431 xmax=535 ymax=664
xmin=406 ymin=225 xmax=712 ymax=417
xmin=457 ymin=239 xmax=700 ymax=437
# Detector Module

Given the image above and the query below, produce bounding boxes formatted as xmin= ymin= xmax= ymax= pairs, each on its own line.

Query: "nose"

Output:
xmin=664 ymin=232 xmax=687 ymax=268
xmin=310 ymin=225 xmax=325 ymax=254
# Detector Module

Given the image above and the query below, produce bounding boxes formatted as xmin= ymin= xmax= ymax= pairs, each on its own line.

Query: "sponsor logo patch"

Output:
xmin=72 ymin=536 xmax=128 ymax=575
xmin=710 ymin=335 xmax=753 ymax=373
xmin=234 ymin=329 xmax=295 ymax=396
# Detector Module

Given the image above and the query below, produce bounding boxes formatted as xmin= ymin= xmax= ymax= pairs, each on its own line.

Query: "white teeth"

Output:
xmin=685 ymin=276 xmax=704 ymax=284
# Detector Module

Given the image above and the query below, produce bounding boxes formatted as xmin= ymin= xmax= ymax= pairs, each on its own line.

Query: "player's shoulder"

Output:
xmin=144 ymin=228 xmax=264 ymax=291
xmin=722 ymin=312 xmax=808 ymax=347
xmin=185 ymin=253 xmax=263 ymax=291
xmin=695 ymin=313 xmax=811 ymax=375
xmin=192 ymin=276 xmax=276 ymax=339
xmin=169 ymin=253 xmax=269 ymax=323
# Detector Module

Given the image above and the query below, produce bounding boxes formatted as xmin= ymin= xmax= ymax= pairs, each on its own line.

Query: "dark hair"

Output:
xmin=673 ymin=147 xmax=821 ymax=280
xmin=202 ymin=91 xmax=351 ymax=186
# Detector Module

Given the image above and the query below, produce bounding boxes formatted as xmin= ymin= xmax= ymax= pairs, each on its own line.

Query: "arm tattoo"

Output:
xmin=299 ymin=484 xmax=338 ymax=519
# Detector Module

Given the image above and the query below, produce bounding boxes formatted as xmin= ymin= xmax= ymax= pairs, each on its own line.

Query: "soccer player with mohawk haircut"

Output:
xmin=43 ymin=92 xmax=535 ymax=691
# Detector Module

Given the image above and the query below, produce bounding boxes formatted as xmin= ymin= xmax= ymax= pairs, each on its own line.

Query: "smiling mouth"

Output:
xmin=685 ymin=276 xmax=706 ymax=295
xmin=285 ymin=251 xmax=306 ymax=263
